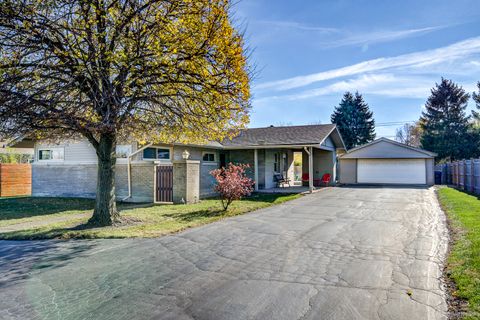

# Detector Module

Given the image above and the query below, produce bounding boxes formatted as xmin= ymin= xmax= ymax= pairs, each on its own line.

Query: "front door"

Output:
xmin=155 ymin=165 xmax=173 ymax=202
xmin=219 ymin=153 xmax=227 ymax=168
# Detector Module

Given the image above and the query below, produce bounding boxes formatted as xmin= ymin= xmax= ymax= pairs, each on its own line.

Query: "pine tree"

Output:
xmin=420 ymin=78 xmax=473 ymax=161
xmin=331 ymin=91 xmax=376 ymax=149
xmin=473 ymin=81 xmax=480 ymax=121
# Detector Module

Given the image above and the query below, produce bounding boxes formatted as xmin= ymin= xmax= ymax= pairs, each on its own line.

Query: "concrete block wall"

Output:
xmin=32 ymin=164 xmax=98 ymax=198
xmin=32 ymin=162 xmax=154 ymax=202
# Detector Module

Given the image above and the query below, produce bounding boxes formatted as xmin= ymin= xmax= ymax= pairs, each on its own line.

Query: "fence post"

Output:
xmin=458 ymin=161 xmax=461 ymax=188
xmin=475 ymin=159 xmax=479 ymax=195
xmin=471 ymin=158 xmax=475 ymax=193
xmin=454 ymin=161 xmax=457 ymax=186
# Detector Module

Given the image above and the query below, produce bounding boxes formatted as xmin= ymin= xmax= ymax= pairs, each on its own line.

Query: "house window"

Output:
xmin=274 ymin=153 xmax=280 ymax=172
xmin=202 ymin=152 xmax=216 ymax=162
xmin=38 ymin=148 xmax=64 ymax=161
xmin=143 ymin=147 xmax=171 ymax=160
xmin=115 ymin=145 xmax=132 ymax=158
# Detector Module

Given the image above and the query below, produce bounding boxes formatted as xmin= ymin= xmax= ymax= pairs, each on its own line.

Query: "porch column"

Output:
xmin=309 ymin=146 xmax=313 ymax=193
xmin=254 ymin=149 xmax=259 ymax=191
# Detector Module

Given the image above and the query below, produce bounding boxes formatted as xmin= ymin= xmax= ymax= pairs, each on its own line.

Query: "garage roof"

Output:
xmin=340 ymin=138 xmax=436 ymax=159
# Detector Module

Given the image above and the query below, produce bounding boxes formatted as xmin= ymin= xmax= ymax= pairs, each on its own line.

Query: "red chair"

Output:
xmin=301 ymin=173 xmax=309 ymax=183
xmin=321 ymin=173 xmax=331 ymax=187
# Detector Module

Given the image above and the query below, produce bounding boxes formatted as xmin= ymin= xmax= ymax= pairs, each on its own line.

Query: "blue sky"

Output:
xmin=235 ymin=0 xmax=480 ymax=138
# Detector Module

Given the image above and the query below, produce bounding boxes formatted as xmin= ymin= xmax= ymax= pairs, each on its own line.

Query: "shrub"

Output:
xmin=210 ymin=163 xmax=255 ymax=211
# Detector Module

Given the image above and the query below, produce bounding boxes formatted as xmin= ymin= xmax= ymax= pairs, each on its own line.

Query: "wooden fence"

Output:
xmin=435 ymin=159 xmax=480 ymax=193
xmin=0 ymin=164 xmax=32 ymax=197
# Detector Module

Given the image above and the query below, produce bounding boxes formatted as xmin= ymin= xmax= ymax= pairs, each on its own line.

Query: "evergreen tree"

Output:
xmin=420 ymin=78 xmax=473 ymax=161
xmin=331 ymin=91 xmax=376 ymax=149
xmin=473 ymin=81 xmax=480 ymax=121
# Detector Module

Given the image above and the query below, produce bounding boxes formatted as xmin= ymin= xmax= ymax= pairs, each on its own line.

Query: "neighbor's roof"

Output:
xmin=221 ymin=124 xmax=344 ymax=148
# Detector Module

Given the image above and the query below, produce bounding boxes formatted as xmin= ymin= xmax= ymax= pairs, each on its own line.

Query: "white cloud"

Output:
xmin=256 ymin=20 xmax=339 ymax=33
xmin=256 ymin=36 xmax=480 ymax=91
xmin=321 ymin=26 xmax=447 ymax=48
xmin=256 ymin=74 xmax=458 ymax=102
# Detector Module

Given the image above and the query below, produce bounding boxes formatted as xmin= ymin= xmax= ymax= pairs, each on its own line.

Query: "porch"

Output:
xmin=228 ymin=145 xmax=337 ymax=194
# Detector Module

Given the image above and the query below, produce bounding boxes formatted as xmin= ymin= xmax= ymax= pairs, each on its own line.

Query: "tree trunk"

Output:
xmin=88 ymin=133 xmax=119 ymax=226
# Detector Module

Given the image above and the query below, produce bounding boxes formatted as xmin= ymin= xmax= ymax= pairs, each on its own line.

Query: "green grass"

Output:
xmin=437 ymin=187 xmax=480 ymax=319
xmin=0 ymin=193 xmax=301 ymax=240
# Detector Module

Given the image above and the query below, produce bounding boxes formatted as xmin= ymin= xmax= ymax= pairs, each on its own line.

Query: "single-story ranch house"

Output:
xmin=15 ymin=124 xmax=346 ymax=203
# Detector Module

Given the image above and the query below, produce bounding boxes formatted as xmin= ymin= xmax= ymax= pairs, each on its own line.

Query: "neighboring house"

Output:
xmin=1 ymin=140 xmax=34 ymax=156
xmin=13 ymin=124 xmax=346 ymax=203
xmin=339 ymin=137 xmax=436 ymax=186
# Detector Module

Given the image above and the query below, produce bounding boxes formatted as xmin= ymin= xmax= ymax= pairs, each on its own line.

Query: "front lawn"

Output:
xmin=437 ymin=187 xmax=480 ymax=319
xmin=0 ymin=193 xmax=301 ymax=240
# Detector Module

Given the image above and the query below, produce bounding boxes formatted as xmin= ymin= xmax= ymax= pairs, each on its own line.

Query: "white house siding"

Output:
xmin=263 ymin=149 xmax=294 ymax=189
xmin=264 ymin=150 xmax=276 ymax=189
xmin=35 ymin=140 xmax=96 ymax=163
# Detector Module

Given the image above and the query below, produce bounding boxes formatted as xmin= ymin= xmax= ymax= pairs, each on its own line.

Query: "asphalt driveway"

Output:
xmin=0 ymin=187 xmax=448 ymax=320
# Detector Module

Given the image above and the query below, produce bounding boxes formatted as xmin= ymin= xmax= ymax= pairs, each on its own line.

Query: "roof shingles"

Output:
xmin=221 ymin=124 xmax=336 ymax=147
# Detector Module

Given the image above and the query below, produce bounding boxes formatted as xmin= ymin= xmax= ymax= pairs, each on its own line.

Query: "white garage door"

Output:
xmin=357 ymin=159 xmax=426 ymax=184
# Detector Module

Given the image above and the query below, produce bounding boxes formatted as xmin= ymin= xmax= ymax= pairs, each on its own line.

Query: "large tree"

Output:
xmin=420 ymin=78 xmax=473 ymax=161
xmin=331 ymin=91 xmax=375 ymax=149
xmin=0 ymin=0 xmax=251 ymax=226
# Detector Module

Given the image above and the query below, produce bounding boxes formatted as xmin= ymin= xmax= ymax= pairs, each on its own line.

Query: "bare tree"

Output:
xmin=395 ymin=122 xmax=423 ymax=147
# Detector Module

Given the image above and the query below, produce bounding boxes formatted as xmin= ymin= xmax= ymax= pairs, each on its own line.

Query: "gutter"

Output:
xmin=121 ymin=143 xmax=153 ymax=202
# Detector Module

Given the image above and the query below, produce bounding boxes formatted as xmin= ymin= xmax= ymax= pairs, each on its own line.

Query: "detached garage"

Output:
xmin=339 ymin=138 xmax=436 ymax=186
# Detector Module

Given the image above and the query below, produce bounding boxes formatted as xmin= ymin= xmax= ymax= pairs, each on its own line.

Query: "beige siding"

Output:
xmin=339 ymin=159 xmax=357 ymax=184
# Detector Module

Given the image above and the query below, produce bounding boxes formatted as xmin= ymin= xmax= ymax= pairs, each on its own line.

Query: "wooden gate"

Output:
xmin=155 ymin=165 xmax=173 ymax=203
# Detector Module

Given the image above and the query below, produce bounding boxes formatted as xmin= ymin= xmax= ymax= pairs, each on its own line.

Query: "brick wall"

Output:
xmin=0 ymin=164 xmax=32 ymax=197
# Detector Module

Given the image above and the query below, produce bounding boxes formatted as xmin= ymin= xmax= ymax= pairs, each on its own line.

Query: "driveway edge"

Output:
xmin=434 ymin=187 xmax=469 ymax=319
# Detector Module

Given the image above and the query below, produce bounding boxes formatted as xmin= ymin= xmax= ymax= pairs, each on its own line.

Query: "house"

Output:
xmin=14 ymin=124 xmax=346 ymax=203
xmin=0 ymin=140 xmax=34 ymax=157
xmin=338 ymin=137 xmax=436 ymax=185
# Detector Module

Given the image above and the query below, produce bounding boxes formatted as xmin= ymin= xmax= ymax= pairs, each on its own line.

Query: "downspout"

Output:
xmin=121 ymin=143 xmax=153 ymax=202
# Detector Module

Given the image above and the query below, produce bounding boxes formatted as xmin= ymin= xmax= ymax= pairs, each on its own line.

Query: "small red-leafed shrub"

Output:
xmin=210 ymin=163 xmax=255 ymax=211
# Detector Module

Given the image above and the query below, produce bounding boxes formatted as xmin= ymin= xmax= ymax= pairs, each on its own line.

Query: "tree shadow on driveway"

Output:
xmin=0 ymin=240 xmax=98 ymax=287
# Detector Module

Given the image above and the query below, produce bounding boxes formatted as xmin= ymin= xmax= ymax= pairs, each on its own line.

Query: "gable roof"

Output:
xmin=10 ymin=124 xmax=347 ymax=150
xmin=221 ymin=124 xmax=344 ymax=148
xmin=340 ymin=137 xmax=436 ymax=159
